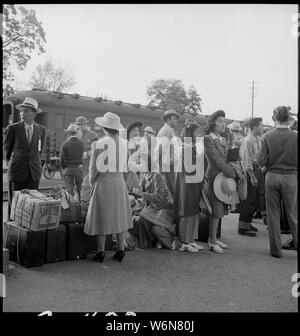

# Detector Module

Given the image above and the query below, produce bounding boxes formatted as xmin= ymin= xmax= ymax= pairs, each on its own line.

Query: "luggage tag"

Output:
xmin=61 ymin=192 xmax=70 ymax=210
xmin=38 ymin=139 xmax=42 ymax=151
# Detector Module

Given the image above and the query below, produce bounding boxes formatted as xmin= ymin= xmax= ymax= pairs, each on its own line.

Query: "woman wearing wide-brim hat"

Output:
xmin=84 ymin=112 xmax=133 ymax=262
xmin=204 ymin=110 xmax=236 ymax=254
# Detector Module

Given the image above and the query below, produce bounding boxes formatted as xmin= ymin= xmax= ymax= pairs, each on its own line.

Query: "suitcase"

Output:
xmin=197 ymin=213 xmax=221 ymax=242
xmin=63 ymin=223 xmax=87 ymax=260
xmin=45 ymin=225 xmax=67 ymax=263
xmin=60 ymin=202 xmax=82 ymax=223
xmin=280 ymin=201 xmax=290 ymax=234
xmin=86 ymin=234 xmax=114 ymax=253
xmin=3 ymin=221 xmax=46 ymax=268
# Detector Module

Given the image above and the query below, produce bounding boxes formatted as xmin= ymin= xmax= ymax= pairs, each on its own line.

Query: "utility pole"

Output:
xmin=249 ymin=80 xmax=259 ymax=118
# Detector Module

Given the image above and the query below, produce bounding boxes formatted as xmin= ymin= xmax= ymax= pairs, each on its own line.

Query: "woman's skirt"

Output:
xmin=178 ymin=214 xmax=200 ymax=243
xmin=84 ymin=172 xmax=133 ymax=235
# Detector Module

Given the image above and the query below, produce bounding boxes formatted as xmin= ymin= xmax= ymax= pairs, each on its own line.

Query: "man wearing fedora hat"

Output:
xmin=3 ymin=97 xmax=46 ymax=219
xmin=60 ymin=124 xmax=84 ymax=201
xmin=154 ymin=109 xmax=181 ymax=199
xmin=227 ymin=120 xmax=244 ymax=148
xmin=75 ymin=116 xmax=98 ymax=177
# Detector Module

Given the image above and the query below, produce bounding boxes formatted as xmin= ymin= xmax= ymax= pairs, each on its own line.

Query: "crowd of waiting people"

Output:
xmin=4 ymin=97 xmax=297 ymax=264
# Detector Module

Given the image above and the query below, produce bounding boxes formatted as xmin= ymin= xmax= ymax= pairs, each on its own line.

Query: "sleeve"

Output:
xmin=257 ymin=135 xmax=268 ymax=168
xmin=40 ymin=127 xmax=46 ymax=153
xmin=239 ymin=139 xmax=253 ymax=172
xmin=89 ymin=141 xmax=99 ymax=186
xmin=59 ymin=142 xmax=67 ymax=169
xmin=142 ymin=174 xmax=165 ymax=204
xmin=3 ymin=125 xmax=15 ymax=163
xmin=204 ymin=136 xmax=235 ymax=178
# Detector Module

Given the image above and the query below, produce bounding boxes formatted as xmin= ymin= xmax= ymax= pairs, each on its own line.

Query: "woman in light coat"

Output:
xmin=84 ymin=112 xmax=133 ymax=262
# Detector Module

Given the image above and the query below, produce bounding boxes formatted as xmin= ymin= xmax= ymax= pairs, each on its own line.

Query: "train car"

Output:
xmin=3 ymin=89 xmax=208 ymax=176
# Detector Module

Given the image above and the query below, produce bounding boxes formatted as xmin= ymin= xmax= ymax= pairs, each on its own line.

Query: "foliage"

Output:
xmin=28 ymin=60 xmax=76 ymax=92
xmin=146 ymin=79 xmax=202 ymax=114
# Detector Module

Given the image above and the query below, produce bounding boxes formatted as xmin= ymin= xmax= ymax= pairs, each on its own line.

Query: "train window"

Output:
xmin=55 ymin=113 xmax=65 ymax=130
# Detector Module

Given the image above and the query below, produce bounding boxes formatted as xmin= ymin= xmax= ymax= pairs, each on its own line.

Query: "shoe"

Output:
xmin=170 ymin=240 xmax=177 ymax=250
xmin=250 ymin=224 xmax=258 ymax=232
xmin=156 ymin=242 xmax=163 ymax=249
xmin=189 ymin=242 xmax=204 ymax=250
xmin=178 ymin=243 xmax=198 ymax=253
xmin=92 ymin=251 xmax=105 ymax=263
xmin=113 ymin=250 xmax=125 ymax=262
xmin=208 ymin=241 xmax=224 ymax=254
xmin=238 ymin=229 xmax=256 ymax=237
xmin=282 ymin=239 xmax=295 ymax=250
xmin=216 ymin=240 xmax=229 ymax=249
xmin=271 ymin=253 xmax=282 ymax=258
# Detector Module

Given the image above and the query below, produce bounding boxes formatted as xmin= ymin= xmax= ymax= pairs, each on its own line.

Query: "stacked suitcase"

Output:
xmin=3 ymin=189 xmax=113 ymax=268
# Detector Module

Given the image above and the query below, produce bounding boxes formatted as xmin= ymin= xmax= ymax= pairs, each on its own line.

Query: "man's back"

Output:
xmin=260 ymin=127 xmax=297 ymax=174
xmin=60 ymin=136 xmax=84 ymax=168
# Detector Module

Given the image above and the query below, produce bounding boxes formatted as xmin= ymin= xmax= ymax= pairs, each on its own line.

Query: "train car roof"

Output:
xmin=3 ymin=89 xmax=167 ymax=120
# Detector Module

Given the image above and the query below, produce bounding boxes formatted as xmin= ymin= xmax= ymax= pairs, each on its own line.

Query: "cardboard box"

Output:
xmin=11 ymin=190 xmax=62 ymax=231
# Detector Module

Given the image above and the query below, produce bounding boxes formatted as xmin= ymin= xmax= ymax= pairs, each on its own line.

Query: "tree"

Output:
xmin=186 ymin=85 xmax=202 ymax=114
xmin=28 ymin=60 xmax=76 ymax=92
xmin=2 ymin=5 xmax=46 ymax=96
xmin=146 ymin=79 xmax=202 ymax=114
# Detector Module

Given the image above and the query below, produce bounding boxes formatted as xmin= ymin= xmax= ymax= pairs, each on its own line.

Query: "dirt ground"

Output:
xmin=2 ymin=204 xmax=298 ymax=312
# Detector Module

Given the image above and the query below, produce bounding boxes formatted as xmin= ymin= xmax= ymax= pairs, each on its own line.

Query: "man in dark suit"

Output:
xmin=3 ymin=97 xmax=46 ymax=219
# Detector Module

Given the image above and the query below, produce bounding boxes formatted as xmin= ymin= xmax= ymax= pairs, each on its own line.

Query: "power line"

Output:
xmin=249 ymin=80 xmax=259 ymax=118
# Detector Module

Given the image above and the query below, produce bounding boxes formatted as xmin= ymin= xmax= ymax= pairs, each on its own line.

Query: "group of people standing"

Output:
xmin=4 ymin=96 xmax=297 ymax=264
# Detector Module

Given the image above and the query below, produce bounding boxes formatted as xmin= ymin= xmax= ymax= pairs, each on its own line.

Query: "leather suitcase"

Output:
xmin=60 ymin=202 xmax=82 ymax=224
xmin=86 ymin=234 xmax=113 ymax=253
xmin=45 ymin=225 xmax=67 ymax=263
xmin=63 ymin=223 xmax=87 ymax=260
xmin=197 ymin=213 xmax=221 ymax=242
xmin=197 ymin=212 xmax=209 ymax=242
xmin=3 ymin=221 xmax=46 ymax=268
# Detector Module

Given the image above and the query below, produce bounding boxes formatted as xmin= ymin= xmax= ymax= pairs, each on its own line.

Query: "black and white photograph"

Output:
xmin=1 ymin=3 xmax=298 ymax=319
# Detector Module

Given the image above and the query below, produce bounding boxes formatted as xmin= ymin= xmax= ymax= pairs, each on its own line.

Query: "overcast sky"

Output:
xmin=14 ymin=4 xmax=298 ymax=125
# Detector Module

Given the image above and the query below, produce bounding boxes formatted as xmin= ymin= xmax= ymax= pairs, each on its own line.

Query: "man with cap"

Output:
xmin=75 ymin=116 xmax=98 ymax=177
xmin=154 ymin=109 xmax=181 ymax=199
xmin=3 ymin=97 xmax=46 ymax=219
xmin=60 ymin=124 xmax=84 ymax=201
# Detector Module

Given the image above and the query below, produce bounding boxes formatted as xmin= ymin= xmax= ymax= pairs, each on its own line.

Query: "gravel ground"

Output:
xmin=2 ymin=207 xmax=298 ymax=312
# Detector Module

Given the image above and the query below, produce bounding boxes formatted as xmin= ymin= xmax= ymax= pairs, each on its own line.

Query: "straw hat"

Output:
xmin=16 ymin=97 xmax=42 ymax=113
xmin=227 ymin=121 xmax=242 ymax=132
xmin=143 ymin=126 xmax=155 ymax=134
xmin=213 ymin=172 xmax=240 ymax=204
xmin=75 ymin=116 xmax=89 ymax=125
xmin=65 ymin=124 xmax=78 ymax=133
xmin=161 ymin=109 xmax=181 ymax=122
xmin=95 ymin=112 xmax=124 ymax=130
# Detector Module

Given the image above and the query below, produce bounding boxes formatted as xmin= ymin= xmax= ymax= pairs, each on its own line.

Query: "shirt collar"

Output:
xmin=209 ymin=132 xmax=223 ymax=141
xmin=164 ymin=123 xmax=174 ymax=132
xmin=276 ymin=124 xmax=289 ymax=129
xmin=24 ymin=122 xmax=34 ymax=130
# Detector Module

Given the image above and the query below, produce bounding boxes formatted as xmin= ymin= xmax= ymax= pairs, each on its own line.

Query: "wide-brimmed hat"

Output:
xmin=227 ymin=121 xmax=242 ymax=132
xmin=161 ymin=109 xmax=181 ymax=122
xmin=16 ymin=97 xmax=42 ymax=113
xmin=143 ymin=126 xmax=155 ymax=134
xmin=213 ymin=172 xmax=240 ymax=205
xmin=95 ymin=112 xmax=124 ymax=130
xmin=65 ymin=124 xmax=78 ymax=134
xmin=126 ymin=121 xmax=142 ymax=139
xmin=75 ymin=116 xmax=88 ymax=125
